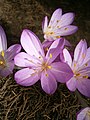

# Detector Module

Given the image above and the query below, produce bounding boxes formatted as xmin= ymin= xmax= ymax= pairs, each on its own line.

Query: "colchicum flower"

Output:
xmin=77 ymin=107 xmax=90 ymax=120
xmin=42 ymin=8 xmax=78 ymax=41
xmin=63 ymin=40 xmax=90 ymax=97
xmin=0 ymin=26 xmax=21 ymax=77
xmin=14 ymin=29 xmax=73 ymax=94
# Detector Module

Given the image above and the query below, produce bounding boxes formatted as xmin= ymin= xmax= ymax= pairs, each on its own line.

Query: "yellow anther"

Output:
xmin=0 ymin=60 xmax=4 ymax=65
xmin=83 ymin=76 xmax=88 ymax=79
xmin=39 ymin=56 xmax=42 ymax=59
xmin=57 ymin=20 xmax=60 ymax=23
xmin=48 ymin=66 xmax=52 ymax=69
xmin=56 ymin=36 xmax=60 ymax=39
xmin=45 ymin=73 xmax=48 ymax=77
xmin=1 ymin=51 xmax=4 ymax=57
xmin=64 ymin=28 xmax=68 ymax=30
xmin=46 ymin=47 xmax=49 ymax=51
xmin=85 ymin=63 xmax=88 ymax=66
xmin=57 ymin=26 xmax=60 ymax=28
xmin=48 ymin=26 xmax=51 ymax=28
xmin=74 ymin=63 xmax=76 ymax=67
xmin=76 ymin=73 xmax=81 ymax=77
xmin=49 ymin=53 xmax=52 ymax=58
xmin=50 ymin=32 xmax=54 ymax=35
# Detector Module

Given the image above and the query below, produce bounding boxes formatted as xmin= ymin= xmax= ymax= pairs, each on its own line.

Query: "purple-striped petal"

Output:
xmin=77 ymin=78 xmax=90 ymax=97
xmin=42 ymin=40 xmax=53 ymax=50
xmin=41 ymin=70 xmax=57 ymax=94
xmin=74 ymin=40 xmax=87 ymax=65
xmin=42 ymin=16 xmax=48 ymax=33
xmin=49 ymin=8 xmax=62 ymax=26
xmin=51 ymin=62 xmax=73 ymax=83
xmin=55 ymin=25 xmax=78 ymax=36
xmin=21 ymin=29 xmax=45 ymax=58
xmin=5 ymin=44 xmax=21 ymax=61
xmin=82 ymin=47 xmax=90 ymax=66
xmin=46 ymin=38 xmax=64 ymax=63
xmin=0 ymin=26 xmax=7 ymax=52
xmin=63 ymin=48 xmax=72 ymax=67
xmin=0 ymin=61 xmax=14 ymax=77
xmin=77 ymin=107 xmax=90 ymax=120
xmin=14 ymin=52 xmax=33 ymax=67
xmin=57 ymin=13 xmax=75 ymax=27
xmin=66 ymin=77 xmax=77 ymax=91
xmin=15 ymin=68 xmax=40 ymax=86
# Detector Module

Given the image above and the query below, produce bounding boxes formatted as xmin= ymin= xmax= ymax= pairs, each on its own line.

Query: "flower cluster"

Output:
xmin=0 ymin=8 xmax=90 ymax=119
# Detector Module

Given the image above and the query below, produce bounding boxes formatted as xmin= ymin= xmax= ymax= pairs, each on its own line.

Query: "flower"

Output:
xmin=42 ymin=8 xmax=78 ymax=41
xmin=77 ymin=107 xmax=90 ymax=120
xmin=14 ymin=29 xmax=73 ymax=94
xmin=63 ymin=40 xmax=90 ymax=97
xmin=0 ymin=26 xmax=21 ymax=77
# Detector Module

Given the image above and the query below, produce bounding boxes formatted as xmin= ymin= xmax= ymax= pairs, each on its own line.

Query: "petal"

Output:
xmin=64 ymin=39 xmax=71 ymax=46
xmin=5 ymin=44 xmax=21 ymax=61
xmin=82 ymin=47 xmax=90 ymax=65
xmin=66 ymin=77 xmax=77 ymax=91
xmin=51 ymin=62 xmax=73 ymax=83
xmin=77 ymin=78 xmax=90 ymax=97
xmin=63 ymin=48 xmax=72 ymax=67
xmin=46 ymin=38 xmax=65 ymax=63
xmin=77 ymin=107 xmax=90 ymax=120
xmin=0 ymin=61 xmax=14 ymax=77
xmin=42 ymin=40 xmax=53 ymax=50
xmin=58 ymin=13 xmax=75 ymax=27
xmin=21 ymin=29 xmax=45 ymax=58
xmin=74 ymin=40 xmax=87 ymax=65
xmin=49 ymin=8 xmax=62 ymax=26
xmin=14 ymin=52 xmax=33 ymax=67
xmin=41 ymin=70 xmax=57 ymax=94
xmin=55 ymin=25 xmax=78 ymax=36
xmin=42 ymin=16 xmax=48 ymax=33
xmin=0 ymin=26 xmax=7 ymax=52
xmin=15 ymin=68 xmax=40 ymax=86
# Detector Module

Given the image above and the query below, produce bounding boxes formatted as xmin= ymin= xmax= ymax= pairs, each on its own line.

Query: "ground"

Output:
xmin=0 ymin=0 xmax=90 ymax=120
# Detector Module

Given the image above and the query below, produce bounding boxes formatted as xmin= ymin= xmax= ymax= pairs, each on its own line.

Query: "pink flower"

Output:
xmin=14 ymin=29 xmax=73 ymax=94
xmin=63 ymin=40 xmax=90 ymax=97
xmin=42 ymin=8 xmax=78 ymax=41
xmin=77 ymin=107 xmax=90 ymax=120
xmin=0 ymin=26 xmax=21 ymax=77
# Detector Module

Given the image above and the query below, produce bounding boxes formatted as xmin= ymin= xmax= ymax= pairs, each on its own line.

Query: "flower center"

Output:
xmin=74 ymin=72 xmax=88 ymax=79
xmin=41 ymin=62 xmax=52 ymax=71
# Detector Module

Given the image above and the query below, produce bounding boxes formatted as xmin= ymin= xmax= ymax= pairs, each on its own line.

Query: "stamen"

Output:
xmin=50 ymin=32 xmax=54 ymax=35
xmin=57 ymin=20 xmax=60 ymax=23
xmin=47 ymin=66 xmax=52 ymax=69
xmin=85 ymin=63 xmax=88 ymax=66
xmin=64 ymin=28 xmax=68 ymax=30
xmin=56 ymin=36 xmax=60 ymax=39
xmin=74 ymin=63 xmax=76 ymax=67
xmin=1 ymin=51 xmax=4 ymax=57
xmin=83 ymin=75 xmax=88 ymax=79
xmin=76 ymin=73 xmax=81 ymax=77
xmin=57 ymin=26 xmax=60 ymax=28
xmin=46 ymin=47 xmax=49 ymax=51
xmin=48 ymin=26 xmax=51 ymax=29
xmin=0 ymin=60 xmax=4 ymax=65
xmin=45 ymin=73 xmax=48 ymax=77
xmin=49 ymin=53 xmax=52 ymax=58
